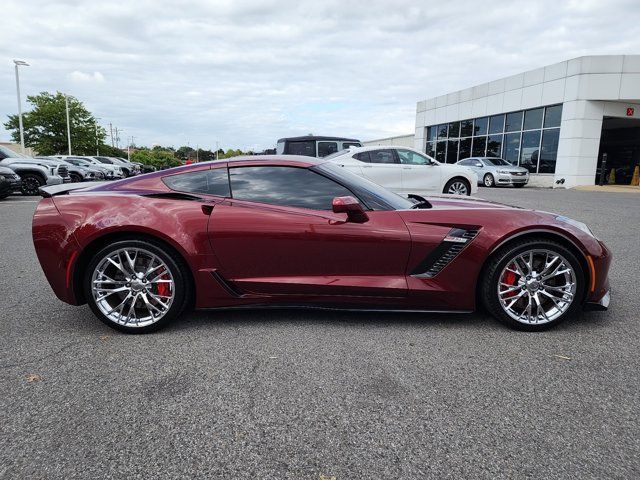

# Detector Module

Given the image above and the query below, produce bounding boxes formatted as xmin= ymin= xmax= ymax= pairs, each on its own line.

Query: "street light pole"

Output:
xmin=94 ymin=117 xmax=101 ymax=156
xmin=13 ymin=60 xmax=30 ymax=154
xmin=65 ymin=94 xmax=72 ymax=155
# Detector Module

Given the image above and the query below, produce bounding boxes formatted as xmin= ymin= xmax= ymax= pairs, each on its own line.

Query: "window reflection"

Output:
xmin=539 ymin=129 xmax=560 ymax=173
xmin=486 ymin=134 xmax=503 ymax=158
xmin=424 ymin=105 xmax=562 ymax=172
xmin=473 ymin=117 xmax=488 ymax=136
xmin=471 ymin=137 xmax=487 ymax=157
xmin=523 ymin=108 xmax=543 ymax=130
xmin=505 ymin=111 xmax=523 ymax=132
xmin=520 ymin=130 xmax=541 ymax=173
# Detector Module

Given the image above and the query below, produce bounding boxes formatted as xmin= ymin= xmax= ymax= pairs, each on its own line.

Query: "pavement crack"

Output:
xmin=0 ymin=340 xmax=84 ymax=370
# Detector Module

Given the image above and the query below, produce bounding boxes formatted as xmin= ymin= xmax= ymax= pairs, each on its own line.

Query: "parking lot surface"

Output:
xmin=1 ymin=188 xmax=639 ymax=479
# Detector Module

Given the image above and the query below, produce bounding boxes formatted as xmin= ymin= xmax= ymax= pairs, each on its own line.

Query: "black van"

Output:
xmin=276 ymin=136 xmax=362 ymax=158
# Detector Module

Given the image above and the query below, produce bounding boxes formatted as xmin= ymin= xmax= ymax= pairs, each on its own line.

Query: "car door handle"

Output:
xmin=362 ymin=165 xmax=373 ymax=168
xmin=402 ymin=166 xmax=412 ymax=169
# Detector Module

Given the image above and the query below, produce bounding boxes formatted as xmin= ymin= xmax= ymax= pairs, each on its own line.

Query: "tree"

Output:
xmin=4 ymin=91 xmax=106 ymax=155
xmin=131 ymin=148 xmax=181 ymax=168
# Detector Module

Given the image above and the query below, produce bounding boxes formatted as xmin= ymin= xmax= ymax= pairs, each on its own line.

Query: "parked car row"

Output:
xmin=0 ymin=145 xmax=150 ymax=198
xmin=276 ymin=136 xmax=529 ymax=196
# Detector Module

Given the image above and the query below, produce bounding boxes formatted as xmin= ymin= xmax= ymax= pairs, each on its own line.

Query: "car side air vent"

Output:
xmin=411 ymin=228 xmax=479 ymax=278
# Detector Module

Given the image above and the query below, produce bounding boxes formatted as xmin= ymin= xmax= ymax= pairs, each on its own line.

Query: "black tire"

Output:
xmin=70 ymin=173 xmax=83 ymax=183
xmin=480 ymin=238 xmax=585 ymax=331
xmin=513 ymin=183 xmax=526 ymax=188
xmin=0 ymin=193 xmax=10 ymax=200
xmin=443 ymin=177 xmax=471 ymax=196
xmin=483 ymin=173 xmax=495 ymax=188
xmin=121 ymin=169 xmax=130 ymax=178
xmin=83 ymin=238 xmax=191 ymax=333
xmin=20 ymin=173 xmax=45 ymax=196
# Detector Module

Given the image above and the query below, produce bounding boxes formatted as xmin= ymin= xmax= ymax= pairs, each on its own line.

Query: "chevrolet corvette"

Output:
xmin=32 ymin=156 xmax=611 ymax=333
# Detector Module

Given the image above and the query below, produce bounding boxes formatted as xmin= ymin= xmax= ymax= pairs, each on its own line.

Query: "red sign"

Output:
xmin=627 ymin=107 xmax=635 ymax=116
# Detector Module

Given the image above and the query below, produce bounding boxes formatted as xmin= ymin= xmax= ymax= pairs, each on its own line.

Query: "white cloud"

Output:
xmin=68 ymin=71 xmax=105 ymax=83
xmin=0 ymin=0 xmax=639 ymax=150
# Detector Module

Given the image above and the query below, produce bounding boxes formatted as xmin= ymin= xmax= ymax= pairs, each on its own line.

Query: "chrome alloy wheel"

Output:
xmin=497 ymin=249 xmax=577 ymax=325
xmin=91 ymin=247 xmax=175 ymax=327
xmin=447 ymin=181 xmax=469 ymax=195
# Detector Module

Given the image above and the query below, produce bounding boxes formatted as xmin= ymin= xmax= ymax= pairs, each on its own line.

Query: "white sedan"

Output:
xmin=325 ymin=146 xmax=478 ymax=196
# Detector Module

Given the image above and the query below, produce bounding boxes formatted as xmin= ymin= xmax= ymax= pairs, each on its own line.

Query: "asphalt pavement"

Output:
xmin=1 ymin=188 xmax=639 ymax=479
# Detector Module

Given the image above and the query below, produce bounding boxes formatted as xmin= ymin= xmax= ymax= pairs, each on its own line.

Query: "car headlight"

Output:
xmin=555 ymin=215 xmax=595 ymax=237
xmin=497 ymin=169 xmax=510 ymax=174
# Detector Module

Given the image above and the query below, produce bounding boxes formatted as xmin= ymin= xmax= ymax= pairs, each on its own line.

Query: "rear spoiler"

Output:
xmin=39 ymin=182 xmax=109 ymax=198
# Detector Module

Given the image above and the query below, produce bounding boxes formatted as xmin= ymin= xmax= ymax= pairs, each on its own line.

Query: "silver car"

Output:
xmin=457 ymin=157 xmax=529 ymax=188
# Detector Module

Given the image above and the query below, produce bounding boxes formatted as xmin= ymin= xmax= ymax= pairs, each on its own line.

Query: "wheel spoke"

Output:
xmin=92 ymin=247 xmax=175 ymax=328
xmin=497 ymin=248 xmax=576 ymax=325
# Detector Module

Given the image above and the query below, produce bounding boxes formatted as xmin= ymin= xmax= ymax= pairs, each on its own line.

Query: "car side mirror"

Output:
xmin=332 ymin=196 xmax=369 ymax=223
xmin=476 ymin=163 xmax=483 ymax=168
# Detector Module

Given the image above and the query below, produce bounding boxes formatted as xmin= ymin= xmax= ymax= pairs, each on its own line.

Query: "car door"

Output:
xmin=396 ymin=149 xmax=442 ymax=194
xmin=461 ymin=158 xmax=484 ymax=180
xmin=208 ymin=164 xmax=411 ymax=298
xmin=356 ymin=149 xmax=403 ymax=192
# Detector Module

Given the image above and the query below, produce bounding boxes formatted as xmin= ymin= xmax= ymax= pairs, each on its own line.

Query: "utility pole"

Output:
xmin=65 ymin=94 xmax=72 ymax=155
xmin=13 ymin=60 xmax=29 ymax=154
xmin=94 ymin=117 xmax=101 ymax=155
xmin=109 ymin=123 xmax=114 ymax=147
xmin=128 ymin=136 xmax=135 ymax=161
xmin=196 ymin=144 xmax=199 ymax=163
xmin=114 ymin=127 xmax=120 ymax=149
xmin=215 ymin=141 xmax=219 ymax=161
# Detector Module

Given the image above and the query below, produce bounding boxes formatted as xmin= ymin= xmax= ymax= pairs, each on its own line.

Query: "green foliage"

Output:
xmin=131 ymin=149 xmax=181 ymax=168
xmin=97 ymin=144 xmax=127 ymax=157
xmin=4 ymin=91 xmax=105 ymax=155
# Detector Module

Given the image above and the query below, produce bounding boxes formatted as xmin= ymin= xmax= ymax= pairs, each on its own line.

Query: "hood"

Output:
xmin=423 ymin=194 xmax=520 ymax=210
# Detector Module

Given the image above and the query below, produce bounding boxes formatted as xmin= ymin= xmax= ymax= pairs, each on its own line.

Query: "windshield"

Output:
xmin=68 ymin=157 xmax=92 ymax=166
xmin=0 ymin=145 xmax=29 ymax=158
xmin=314 ymin=162 xmax=414 ymax=211
xmin=484 ymin=157 xmax=511 ymax=166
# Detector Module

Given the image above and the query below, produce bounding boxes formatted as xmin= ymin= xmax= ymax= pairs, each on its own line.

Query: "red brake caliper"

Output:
xmin=156 ymin=272 xmax=170 ymax=297
xmin=503 ymin=268 xmax=518 ymax=298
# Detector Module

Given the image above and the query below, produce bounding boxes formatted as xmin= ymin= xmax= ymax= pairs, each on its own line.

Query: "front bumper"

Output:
xmin=46 ymin=175 xmax=64 ymax=186
xmin=496 ymin=173 xmax=529 ymax=185
xmin=585 ymin=289 xmax=610 ymax=311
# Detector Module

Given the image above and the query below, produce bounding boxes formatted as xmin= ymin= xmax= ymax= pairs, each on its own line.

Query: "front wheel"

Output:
xmin=483 ymin=173 xmax=495 ymax=187
xmin=21 ymin=173 xmax=44 ymax=196
xmin=481 ymin=238 xmax=585 ymax=331
xmin=84 ymin=239 xmax=190 ymax=333
xmin=70 ymin=173 xmax=83 ymax=183
xmin=443 ymin=178 xmax=470 ymax=196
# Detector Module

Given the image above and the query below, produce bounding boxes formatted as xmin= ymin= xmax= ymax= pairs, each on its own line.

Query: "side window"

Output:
xmin=396 ymin=149 xmax=430 ymax=165
xmin=458 ymin=159 xmax=470 ymax=166
xmin=368 ymin=149 xmax=397 ymax=164
xmin=342 ymin=142 xmax=361 ymax=149
xmin=229 ymin=166 xmax=353 ymax=210
xmin=286 ymin=141 xmax=316 ymax=157
xmin=317 ymin=142 xmax=338 ymax=157
xmin=353 ymin=152 xmax=371 ymax=163
xmin=163 ymin=168 xmax=230 ymax=196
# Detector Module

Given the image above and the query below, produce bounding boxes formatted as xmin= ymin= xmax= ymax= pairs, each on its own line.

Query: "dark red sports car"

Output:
xmin=32 ymin=156 xmax=611 ymax=333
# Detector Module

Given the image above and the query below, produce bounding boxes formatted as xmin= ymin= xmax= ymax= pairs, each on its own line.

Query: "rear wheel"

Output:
xmin=84 ymin=239 xmax=190 ymax=333
xmin=483 ymin=173 xmax=495 ymax=187
xmin=20 ymin=173 xmax=44 ymax=196
xmin=443 ymin=178 xmax=470 ymax=196
xmin=481 ymin=238 xmax=585 ymax=331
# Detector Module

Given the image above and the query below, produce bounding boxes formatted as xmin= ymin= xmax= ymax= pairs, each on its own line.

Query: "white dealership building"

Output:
xmin=414 ymin=55 xmax=640 ymax=187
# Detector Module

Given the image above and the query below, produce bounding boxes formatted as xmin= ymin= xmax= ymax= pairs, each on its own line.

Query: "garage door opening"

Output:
xmin=596 ymin=116 xmax=640 ymax=185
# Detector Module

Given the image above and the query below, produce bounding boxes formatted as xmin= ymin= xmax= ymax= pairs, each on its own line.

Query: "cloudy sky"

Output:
xmin=1 ymin=0 xmax=639 ymax=151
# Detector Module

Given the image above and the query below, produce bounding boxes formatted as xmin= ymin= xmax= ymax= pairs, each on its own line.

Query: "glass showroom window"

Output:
xmin=423 ymin=104 xmax=562 ymax=171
